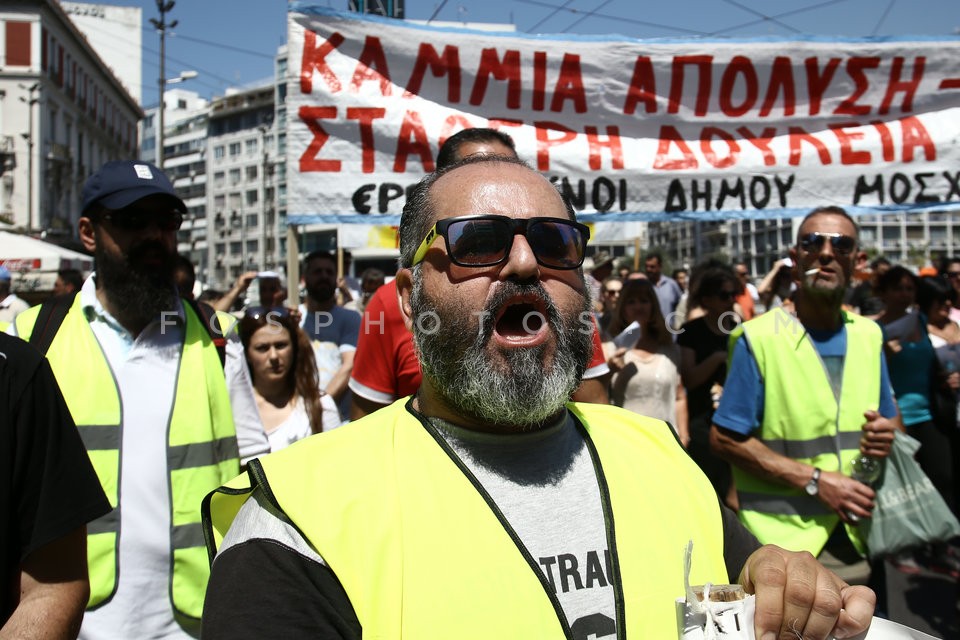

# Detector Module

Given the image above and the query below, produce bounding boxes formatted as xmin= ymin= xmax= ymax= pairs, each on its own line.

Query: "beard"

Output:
xmin=95 ymin=238 xmax=177 ymax=329
xmin=410 ymin=270 xmax=593 ymax=430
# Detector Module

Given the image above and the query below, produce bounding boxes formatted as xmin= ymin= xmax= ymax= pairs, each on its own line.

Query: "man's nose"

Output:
xmin=499 ymin=233 xmax=539 ymax=280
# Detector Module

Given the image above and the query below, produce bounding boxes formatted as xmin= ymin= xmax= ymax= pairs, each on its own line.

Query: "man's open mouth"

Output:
xmin=493 ymin=296 xmax=550 ymax=344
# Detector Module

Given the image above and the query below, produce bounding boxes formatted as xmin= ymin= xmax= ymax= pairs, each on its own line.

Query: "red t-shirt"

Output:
xmin=348 ymin=281 xmax=609 ymax=404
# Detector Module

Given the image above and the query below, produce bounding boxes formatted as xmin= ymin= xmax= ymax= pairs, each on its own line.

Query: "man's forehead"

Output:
xmin=799 ymin=212 xmax=858 ymax=238
xmin=430 ymin=161 xmax=565 ymax=220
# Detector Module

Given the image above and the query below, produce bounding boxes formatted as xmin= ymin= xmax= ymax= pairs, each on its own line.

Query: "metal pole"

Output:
xmin=150 ymin=1 xmax=177 ymax=169
xmin=286 ymin=225 xmax=300 ymax=308
xmin=19 ymin=83 xmax=39 ymax=231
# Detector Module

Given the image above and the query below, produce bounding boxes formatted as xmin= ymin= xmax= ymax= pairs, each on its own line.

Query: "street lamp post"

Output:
xmin=18 ymin=82 xmax=40 ymax=231
xmin=150 ymin=0 xmax=177 ymax=169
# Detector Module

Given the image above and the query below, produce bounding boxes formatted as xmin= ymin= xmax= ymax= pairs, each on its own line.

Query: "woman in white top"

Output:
xmin=238 ymin=307 xmax=339 ymax=452
xmin=603 ymin=278 xmax=689 ymax=446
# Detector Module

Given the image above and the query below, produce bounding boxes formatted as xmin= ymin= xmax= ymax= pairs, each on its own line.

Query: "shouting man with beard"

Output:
xmin=13 ymin=160 xmax=241 ymax=639
xmin=202 ymin=159 xmax=876 ymax=639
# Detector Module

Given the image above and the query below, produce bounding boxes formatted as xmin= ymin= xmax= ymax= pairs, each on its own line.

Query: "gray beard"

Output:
xmin=410 ymin=269 xmax=593 ymax=430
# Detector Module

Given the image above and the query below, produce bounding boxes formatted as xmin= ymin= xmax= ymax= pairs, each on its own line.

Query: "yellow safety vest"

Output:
xmin=733 ymin=308 xmax=881 ymax=556
xmin=16 ymin=296 xmax=239 ymax=620
xmin=206 ymin=399 xmax=728 ymax=638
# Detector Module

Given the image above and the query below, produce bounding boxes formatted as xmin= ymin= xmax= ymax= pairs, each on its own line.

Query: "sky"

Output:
xmin=101 ymin=0 xmax=960 ymax=107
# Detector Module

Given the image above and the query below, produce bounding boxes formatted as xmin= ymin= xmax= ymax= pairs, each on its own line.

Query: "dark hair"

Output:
xmin=360 ymin=267 xmax=385 ymax=286
xmin=796 ymin=205 xmax=859 ymax=243
xmin=238 ymin=312 xmax=325 ymax=434
xmin=302 ymin=250 xmax=335 ymax=273
xmin=57 ymin=268 xmax=84 ymax=291
xmin=398 ymin=155 xmax=575 ymax=268
xmin=690 ymin=260 xmax=738 ymax=308
xmin=671 ymin=268 xmax=688 ymax=279
xmin=876 ymin=264 xmax=917 ymax=294
xmin=436 ymin=128 xmax=517 ymax=170
xmin=917 ymin=275 xmax=955 ymax=314
xmin=870 ymin=256 xmax=891 ymax=271
xmin=607 ymin=278 xmax=672 ymax=347
xmin=645 ymin=252 xmax=663 ymax=266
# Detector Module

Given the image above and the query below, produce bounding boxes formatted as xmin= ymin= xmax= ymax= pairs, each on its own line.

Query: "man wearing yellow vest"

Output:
xmin=13 ymin=160 xmax=240 ymax=639
xmin=203 ymin=159 xmax=875 ymax=639
xmin=711 ymin=207 xmax=900 ymax=593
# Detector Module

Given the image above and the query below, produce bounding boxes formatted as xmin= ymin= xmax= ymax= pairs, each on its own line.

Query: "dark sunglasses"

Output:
xmin=411 ymin=214 xmax=590 ymax=270
xmin=799 ymin=232 xmax=856 ymax=256
xmin=101 ymin=209 xmax=184 ymax=232
xmin=245 ymin=306 xmax=291 ymax=321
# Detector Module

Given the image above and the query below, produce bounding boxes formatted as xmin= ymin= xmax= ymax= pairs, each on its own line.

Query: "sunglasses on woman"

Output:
xmin=245 ymin=306 xmax=291 ymax=321
xmin=798 ymin=232 xmax=856 ymax=256
xmin=411 ymin=214 xmax=590 ymax=270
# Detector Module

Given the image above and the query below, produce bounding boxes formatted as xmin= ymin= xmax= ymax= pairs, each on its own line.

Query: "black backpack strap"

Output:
xmin=28 ymin=293 xmax=78 ymax=355
xmin=186 ymin=298 xmax=226 ymax=369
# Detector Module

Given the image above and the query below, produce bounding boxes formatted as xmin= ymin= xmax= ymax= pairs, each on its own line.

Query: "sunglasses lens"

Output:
xmin=833 ymin=235 xmax=855 ymax=254
xmin=447 ymin=219 xmax=511 ymax=266
xmin=109 ymin=211 xmax=183 ymax=231
xmin=528 ymin=220 xmax=586 ymax=269
xmin=800 ymin=233 xmax=823 ymax=251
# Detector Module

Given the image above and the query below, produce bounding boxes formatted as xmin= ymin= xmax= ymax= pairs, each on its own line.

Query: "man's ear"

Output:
xmin=788 ymin=246 xmax=800 ymax=282
xmin=78 ymin=217 xmax=97 ymax=253
xmin=395 ymin=268 xmax=416 ymax=333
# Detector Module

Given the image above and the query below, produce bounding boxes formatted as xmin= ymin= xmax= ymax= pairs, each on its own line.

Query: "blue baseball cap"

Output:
xmin=81 ymin=160 xmax=186 ymax=216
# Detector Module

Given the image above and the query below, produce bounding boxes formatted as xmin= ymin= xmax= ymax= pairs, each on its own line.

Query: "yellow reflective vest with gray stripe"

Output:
xmin=15 ymin=295 xmax=239 ymax=620
xmin=731 ymin=307 xmax=880 ymax=556
xmin=205 ymin=400 xmax=727 ymax=638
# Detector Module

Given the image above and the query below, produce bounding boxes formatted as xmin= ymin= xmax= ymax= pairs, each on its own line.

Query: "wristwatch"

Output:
xmin=805 ymin=467 xmax=822 ymax=496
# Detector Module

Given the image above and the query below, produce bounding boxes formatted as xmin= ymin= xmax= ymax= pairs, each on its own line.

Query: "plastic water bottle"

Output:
xmin=846 ymin=455 xmax=882 ymax=523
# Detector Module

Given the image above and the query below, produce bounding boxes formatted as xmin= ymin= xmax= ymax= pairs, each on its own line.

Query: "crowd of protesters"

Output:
xmin=0 ymin=147 xmax=955 ymax=638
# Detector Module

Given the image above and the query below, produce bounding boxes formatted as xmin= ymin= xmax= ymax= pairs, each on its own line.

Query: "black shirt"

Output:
xmin=0 ymin=333 xmax=111 ymax=623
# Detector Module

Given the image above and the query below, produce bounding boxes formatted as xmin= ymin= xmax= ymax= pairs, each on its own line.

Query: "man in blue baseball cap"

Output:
xmin=12 ymin=159 xmax=242 ymax=639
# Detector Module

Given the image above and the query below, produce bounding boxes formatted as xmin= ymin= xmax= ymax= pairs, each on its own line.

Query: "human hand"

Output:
xmin=606 ymin=347 xmax=627 ymax=373
xmin=234 ymin=271 xmax=258 ymax=292
xmin=859 ymin=410 xmax=896 ymax=459
xmin=947 ymin=371 xmax=960 ymax=391
xmin=740 ymin=545 xmax=875 ymax=639
xmin=817 ymin=469 xmax=876 ymax=524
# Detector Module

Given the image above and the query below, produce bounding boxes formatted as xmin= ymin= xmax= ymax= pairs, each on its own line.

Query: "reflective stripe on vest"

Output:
xmin=205 ymin=399 xmax=727 ymax=638
xmin=734 ymin=308 xmax=881 ymax=556
xmin=17 ymin=297 xmax=239 ymax=619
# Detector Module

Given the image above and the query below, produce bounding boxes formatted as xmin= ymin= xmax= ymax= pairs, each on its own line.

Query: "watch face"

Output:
xmin=805 ymin=482 xmax=817 ymax=496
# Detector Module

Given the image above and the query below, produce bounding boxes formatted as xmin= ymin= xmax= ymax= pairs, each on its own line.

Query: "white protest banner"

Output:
xmin=286 ymin=3 xmax=960 ymax=225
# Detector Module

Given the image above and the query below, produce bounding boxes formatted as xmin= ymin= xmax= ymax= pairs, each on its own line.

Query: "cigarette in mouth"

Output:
xmin=805 ymin=268 xmax=820 ymax=276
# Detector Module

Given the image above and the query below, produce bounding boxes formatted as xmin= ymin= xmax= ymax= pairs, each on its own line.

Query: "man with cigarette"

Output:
xmin=711 ymin=205 xmax=900 ymax=587
xmin=203 ymin=163 xmax=875 ymax=639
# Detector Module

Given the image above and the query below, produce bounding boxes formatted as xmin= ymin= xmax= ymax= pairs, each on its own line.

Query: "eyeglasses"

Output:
xmin=798 ymin=232 xmax=856 ymax=256
xmin=101 ymin=209 xmax=184 ymax=232
xmin=411 ymin=214 xmax=590 ymax=270
xmin=245 ymin=306 xmax=291 ymax=321
xmin=604 ymin=288 xmax=621 ymax=296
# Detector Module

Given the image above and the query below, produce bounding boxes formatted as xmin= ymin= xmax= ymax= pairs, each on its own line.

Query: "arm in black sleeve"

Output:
xmin=203 ymin=539 xmax=361 ymax=638
xmin=720 ymin=499 xmax=761 ymax=582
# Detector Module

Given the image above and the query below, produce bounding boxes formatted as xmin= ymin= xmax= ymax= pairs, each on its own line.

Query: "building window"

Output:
xmin=229 ymin=142 xmax=241 ymax=157
xmin=246 ymin=165 xmax=258 ymax=181
xmin=229 ymin=168 xmax=241 ymax=185
xmin=246 ymin=139 xmax=258 ymax=156
xmin=214 ymin=146 xmax=225 ymax=160
xmin=214 ymin=172 xmax=225 ymax=188
xmin=6 ymin=21 xmax=32 ymax=67
xmin=246 ymin=190 xmax=258 ymax=206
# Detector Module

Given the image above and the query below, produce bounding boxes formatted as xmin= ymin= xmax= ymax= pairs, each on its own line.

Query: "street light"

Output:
xmin=18 ymin=82 xmax=40 ymax=231
xmin=150 ymin=0 xmax=177 ymax=169
xmin=167 ymin=70 xmax=198 ymax=85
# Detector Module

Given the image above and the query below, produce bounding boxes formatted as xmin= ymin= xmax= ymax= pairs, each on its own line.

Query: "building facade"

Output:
xmin=206 ymin=84 xmax=280 ymax=289
xmin=0 ymin=0 xmax=140 ymax=234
